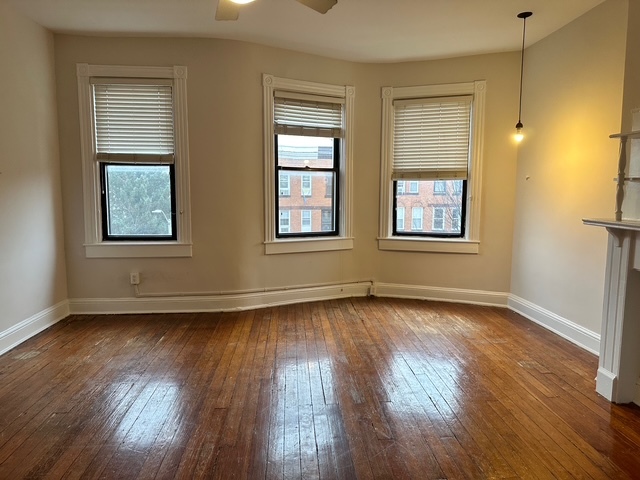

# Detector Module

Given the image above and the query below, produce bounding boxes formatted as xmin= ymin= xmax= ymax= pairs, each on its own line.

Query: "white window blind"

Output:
xmin=393 ymin=95 xmax=471 ymax=180
xmin=93 ymin=83 xmax=175 ymax=162
xmin=274 ymin=91 xmax=343 ymax=138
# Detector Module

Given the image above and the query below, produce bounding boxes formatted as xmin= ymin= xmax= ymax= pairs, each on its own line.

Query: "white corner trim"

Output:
xmin=508 ymin=295 xmax=600 ymax=355
xmin=0 ymin=301 xmax=70 ymax=356
xmin=68 ymin=282 xmax=371 ymax=315
xmin=373 ymin=282 xmax=509 ymax=307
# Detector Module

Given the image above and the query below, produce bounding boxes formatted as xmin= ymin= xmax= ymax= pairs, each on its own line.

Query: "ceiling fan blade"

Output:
xmin=295 ymin=0 xmax=337 ymax=14
xmin=215 ymin=0 xmax=240 ymax=21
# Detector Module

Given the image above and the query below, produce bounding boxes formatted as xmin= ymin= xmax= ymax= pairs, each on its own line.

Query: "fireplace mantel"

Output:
xmin=583 ymin=218 xmax=640 ymax=405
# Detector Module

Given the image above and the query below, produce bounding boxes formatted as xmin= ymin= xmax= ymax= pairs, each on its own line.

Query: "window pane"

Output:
xmin=394 ymin=179 xmax=464 ymax=236
xmin=277 ymin=135 xmax=334 ymax=169
xmin=278 ymin=170 xmax=336 ymax=235
xmin=104 ymin=164 xmax=173 ymax=238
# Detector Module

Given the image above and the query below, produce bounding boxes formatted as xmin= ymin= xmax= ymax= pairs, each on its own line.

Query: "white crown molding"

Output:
xmin=0 ymin=301 xmax=70 ymax=356
xmin=508 ymin=294 xmax=600 ymax=355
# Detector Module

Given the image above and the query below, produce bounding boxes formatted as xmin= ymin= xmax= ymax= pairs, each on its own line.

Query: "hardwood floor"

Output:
xmin=0 ymin=297 xmax=639 ymax=479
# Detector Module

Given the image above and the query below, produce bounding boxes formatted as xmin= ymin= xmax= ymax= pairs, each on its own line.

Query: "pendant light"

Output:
xmin=515 ymin=11 xmax=532 ymax=143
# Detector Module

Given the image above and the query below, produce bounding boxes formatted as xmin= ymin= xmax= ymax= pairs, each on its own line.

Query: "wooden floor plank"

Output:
xmin=0 ymin=298 xmax=639 ymax=479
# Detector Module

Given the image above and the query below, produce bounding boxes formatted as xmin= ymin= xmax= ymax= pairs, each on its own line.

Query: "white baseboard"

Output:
xmin=69 ymin=281 xmax=372 ymax=314
xmin=372 ymin=282 xmax=509 ymax=307
xmin=508 ymin=295 xmax=600 ymax=355
xmin=0 ymin=301 xmax=70 ymax=356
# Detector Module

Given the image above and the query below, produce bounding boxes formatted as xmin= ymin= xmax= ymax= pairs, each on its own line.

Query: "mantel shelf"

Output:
xmin=583 ymin=218 xmax=640 ymax=232
xmin=610 ymin=130 xmax=640 ymax=139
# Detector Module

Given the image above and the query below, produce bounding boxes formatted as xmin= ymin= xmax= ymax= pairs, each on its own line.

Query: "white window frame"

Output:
xmin=77 ymin=64 xmax=192 ymax=258
xmin=432 ymin=207 xmax=445 ymax=231
xmin=263 ymin=74 xmax=354 ymax=254
xmin=397 ymin=181 xmax=406 ymax=194
xmin=396 ymin=206 xmax=405 ymax=231
xmin=412 ymin=207 xmax=424 ymax=231
xmin=378 ymin=81 xmax=485 ymax=254
xmin=408 ymin=181 xmax=419 ymax=194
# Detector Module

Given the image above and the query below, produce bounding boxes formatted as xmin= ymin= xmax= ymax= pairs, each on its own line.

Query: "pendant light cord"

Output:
xmin=517 ymin=12 xmax=532 ymax=126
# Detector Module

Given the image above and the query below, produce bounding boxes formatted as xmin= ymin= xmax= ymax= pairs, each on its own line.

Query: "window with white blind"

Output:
xmin=379 ymin=81 xmax=485 ymax=254
xmin=77 ymin=64 xmax=191 ymax=258
xmin=263 ymin=74 xmax=354 ymax=254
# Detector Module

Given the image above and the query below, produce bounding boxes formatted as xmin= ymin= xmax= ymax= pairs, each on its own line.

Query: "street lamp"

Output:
xmin=152 ymin=209 xmax=171 ymax=234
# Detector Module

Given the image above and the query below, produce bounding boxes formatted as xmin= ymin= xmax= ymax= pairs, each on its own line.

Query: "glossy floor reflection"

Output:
xmin=0 ymin=298 xmax=639 ymax=478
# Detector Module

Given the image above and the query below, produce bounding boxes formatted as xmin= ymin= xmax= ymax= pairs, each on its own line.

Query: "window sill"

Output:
xmin=378 ymin=237 xmax=479 ymax=254
xmin=85 ymin=242 xmax=192 ymax=258
xmin=265 ymin=237 xmax=354 ymax=255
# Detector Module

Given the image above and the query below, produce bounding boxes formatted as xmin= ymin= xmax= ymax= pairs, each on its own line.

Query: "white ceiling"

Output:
xmin=8 ymin=0 xmax=606 ymax=62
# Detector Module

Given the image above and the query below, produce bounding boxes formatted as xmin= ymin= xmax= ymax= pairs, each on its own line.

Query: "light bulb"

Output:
xmin=514 ymin=122 xmax=524 ymax=143
xmin=230 ymin=0 xmax=255 ymax=4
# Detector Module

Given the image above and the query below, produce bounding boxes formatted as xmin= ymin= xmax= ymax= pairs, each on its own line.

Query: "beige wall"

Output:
xmin=0 ymin=3 xmax=68 ymax=333
xmin=53 ymin=35 xmax=519 ymax=300
xmin=372 ymin=54 xmax=520 ymax=292
xmin=510 ymin=0 xmax=628 ymax=333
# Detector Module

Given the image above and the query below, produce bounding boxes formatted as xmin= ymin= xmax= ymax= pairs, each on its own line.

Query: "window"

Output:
xmin=325 ymin=175 xmax=333 ymax=198
xmin=279 ymin=210 xmax=291 ymax=234
xmin=321 ymin=208 xmax=333 ymax=231
xmin=396 ymin=207 xmax=405 ymax=231
xmin=432 ymin=207 xmax=445 ymax=231
xmin=263 ymin=74 xmax=354 ymax=254
xmin=301 ymin=174 xmax=312 ymax=197
xmin=378 ymin=81 xmax=485 ymax=254
xmin=412 ymin=207 xmax=423 ymax=231
xmin=279 ymin=173 xmax=291 ymax=196
xmin=301 ymin=210 xmax=312 ymax=232
xmin=77 ymin=64 xmax=191 ymax=258
xmin=452 ymin=207 xmax=461 ymax=233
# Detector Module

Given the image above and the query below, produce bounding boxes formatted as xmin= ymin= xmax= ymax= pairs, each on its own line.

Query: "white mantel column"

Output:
xmin=584 ymin=219 xmax=640 ymax=404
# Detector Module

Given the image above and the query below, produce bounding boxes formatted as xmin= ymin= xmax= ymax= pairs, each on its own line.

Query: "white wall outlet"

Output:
xmin=129 ymin=272 xmax=140 ymax=285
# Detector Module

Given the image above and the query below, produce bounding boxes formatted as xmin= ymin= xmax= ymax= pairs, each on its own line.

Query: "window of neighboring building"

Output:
xmin=76 ymin=64 xmax=192 ymax=258
xmin=432 ymin=207 xmax=445 ymax=231
xmin=321 ymin=208 xmax=333 ymax=231
xmin=264 ymin=74 xmax=354 ymax=254
xmin=396 ymin=206 xmax=405 ymax=231
xmin=301 ymin=174 xmax=312 ymax=197
xmin=301 ymin=210 xmax=312 ymax=232
xmin=279 ymin=173 xmax=291 ymax=196
xmin=412 ymin=207 xmax=423 ymax=231
xmin=378 ymin=81 xmax=485 ymax=254
xmin=451 ymin=207 xmax=461 ymax=233
xmin=279 ymin=210 xmax=291 ymax=234
xmin=325 ymin=175 xmax=333 ymax=198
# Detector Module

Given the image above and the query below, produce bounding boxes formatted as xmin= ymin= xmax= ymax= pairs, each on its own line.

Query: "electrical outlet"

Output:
xmin=130 ymin=272 xmax=140 ymax=285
